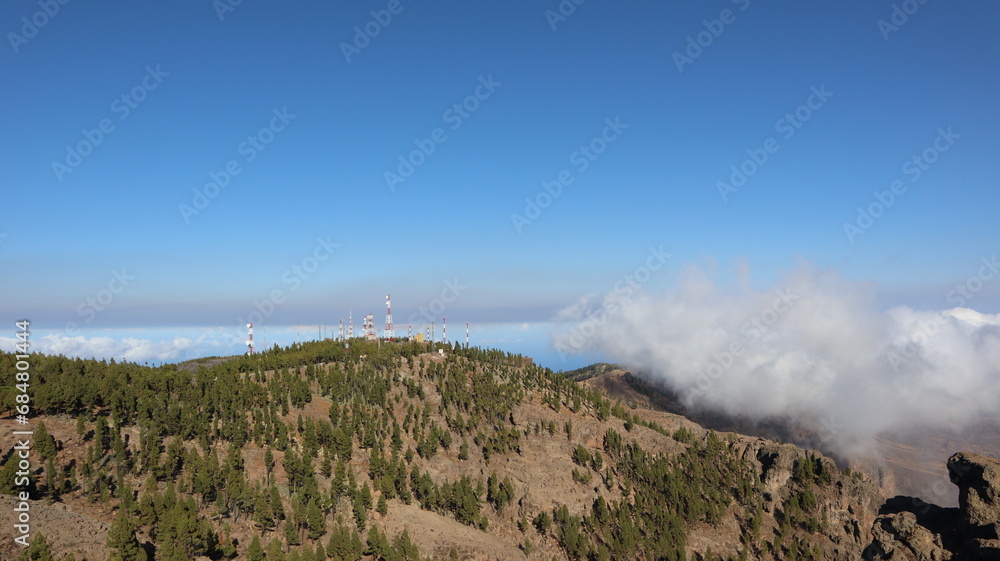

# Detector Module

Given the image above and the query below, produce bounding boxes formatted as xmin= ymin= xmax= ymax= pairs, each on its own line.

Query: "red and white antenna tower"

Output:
xmin=246 ymin=322 xmax=255 ymax=355
xmin=466 ymin=322 xmax=469 ymax=346
xmin=363 ymin=313 xmax=376 ymax=340
xmin=443 ymin=317 xmax=447 ymax=343
xmin=385 ymin=294 xmax=394 ymax=339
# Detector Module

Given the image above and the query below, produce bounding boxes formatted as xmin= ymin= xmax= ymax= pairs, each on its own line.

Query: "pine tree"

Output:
xmin=107 ymin=511 xmax=147 ymax=561
xmin=306 ymin=497 xmax=326 ymax=539
xmin=331 ymin=460 xmax=347 ymax=501
xmin=255 ymin=491 xmax=275 ymax=529
xmin=270 ymin=485 xmax=285 ymax=520
xmin=285 ymin=518 xmax=300 ymax=546
xmin=353 ymin=493 xmax=367 ymax=532
xmin=247 ymin=535 xmax=265 ymax=561
xmin=365 ymin=526 xmax=390 ymax=559
xmin=0 ymin=455 xmax=23 ymax=495
xmin=13 ymin=532 xmax=54 ymax=561
xmin=265 ymin=447 xmax=275 ymax=477
xmin=95 ymin=417 xmax=109 ymax=451
xmin=320 ymin=449 xmax=332 ymax=477
xmin=219 ymin=525 xmax=238 ymax=559
xmin=35 ymin=421 xmax=57 ymax=461
xmin=393 ymin=529 xmax=420 ymax=560
xmin=360 ymin=482 xmax=372 ymax=509
xmin=267 ymin=539 xmax=288 ymax=561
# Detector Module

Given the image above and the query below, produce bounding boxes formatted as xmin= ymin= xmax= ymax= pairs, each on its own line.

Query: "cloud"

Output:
xmin=0 ymin=328 xmax=244 ymax=364
xmin=552 ymin=262 xmax=1000 ymax=457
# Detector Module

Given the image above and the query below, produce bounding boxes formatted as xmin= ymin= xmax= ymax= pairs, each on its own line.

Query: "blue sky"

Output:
xmin=1 ymin=0 xmax=998 ymax=368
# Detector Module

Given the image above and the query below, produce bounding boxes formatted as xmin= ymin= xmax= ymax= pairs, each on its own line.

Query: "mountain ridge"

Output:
xmin=0 ymin=344 xmax=996 ymax=560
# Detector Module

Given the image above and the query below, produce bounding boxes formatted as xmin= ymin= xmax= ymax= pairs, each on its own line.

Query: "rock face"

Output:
xmin=729 ymin=437 xmax=886 ymax=559
xmin=865 ymin=452 xmax=1000 ymax=561
xmin=868 ymin=510 xmax=951 ymax=561
xmin=949 ymin=452 xmax=1000 ymax=539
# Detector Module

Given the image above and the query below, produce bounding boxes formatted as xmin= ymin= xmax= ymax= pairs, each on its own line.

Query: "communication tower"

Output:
xmin=385 ymin=294 xmax=394 ymax=339
xmin=246 ymin=323 xmax=255 ymax=355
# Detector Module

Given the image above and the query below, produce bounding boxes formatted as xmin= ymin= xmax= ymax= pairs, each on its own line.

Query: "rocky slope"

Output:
xmin=581 ymin=368 xmax=1000 ymax=507
xmin=865 ymin=452 xmax=1000 ymax=560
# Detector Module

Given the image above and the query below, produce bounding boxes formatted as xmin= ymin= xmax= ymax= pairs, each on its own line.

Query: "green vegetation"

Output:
xmin=0 ymin=341 xmax=843 ymax=560
xmin=562 ymin=362 xmax=623 ymax=382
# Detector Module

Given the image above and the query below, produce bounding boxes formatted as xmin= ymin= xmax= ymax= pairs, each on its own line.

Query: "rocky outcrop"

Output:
xmin=865 ymin=452 xmax=1000 ymax=561
xmin=949 ymin=452 xmax=1000 ymax=539
xmin=868 ymin=511 xmax=950 ymax=560
xmin=731 ymin=436 xmax=886 ymax=558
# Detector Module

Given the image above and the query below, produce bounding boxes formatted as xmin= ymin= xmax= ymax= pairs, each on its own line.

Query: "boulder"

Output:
xmin=864 ymin=510 xmax=951 ymax=560
xmin=948 ymin=452 xmax=1000 ymax=538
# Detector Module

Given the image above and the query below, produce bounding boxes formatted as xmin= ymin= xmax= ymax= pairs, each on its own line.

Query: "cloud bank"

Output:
xmin=0 ymin=328 xmax=245 ymax=364
xmin=553 ymin=262 xmax=1000 ymax=457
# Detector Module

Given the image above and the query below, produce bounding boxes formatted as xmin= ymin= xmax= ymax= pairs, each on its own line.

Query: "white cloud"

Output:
xmin=0 ymin=328 xmax=244 ymax=364
xmin=553 ymin=262 xmax=1000 ymax=457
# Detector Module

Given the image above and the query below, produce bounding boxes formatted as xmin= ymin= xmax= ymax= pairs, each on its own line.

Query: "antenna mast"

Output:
xmin=385 ymin=294 xmax=394 ymax=339
xmin=246 ymin=323 xmax=255 ymax=355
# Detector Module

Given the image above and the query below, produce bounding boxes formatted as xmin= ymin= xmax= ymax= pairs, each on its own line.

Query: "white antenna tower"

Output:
xmin=246 ymin=322 xmax=255 ymax=355
xmin=385 ymin=294 xmax=394 ymax=339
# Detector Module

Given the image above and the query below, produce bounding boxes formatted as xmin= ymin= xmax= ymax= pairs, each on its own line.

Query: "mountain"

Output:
xmin=561 ymin=364 xmax=623 ymax=383
xmin=576 ymin=367 xmax=1000 ymax=509
xmin=0 ymin=343 xmax=997 ymax=560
